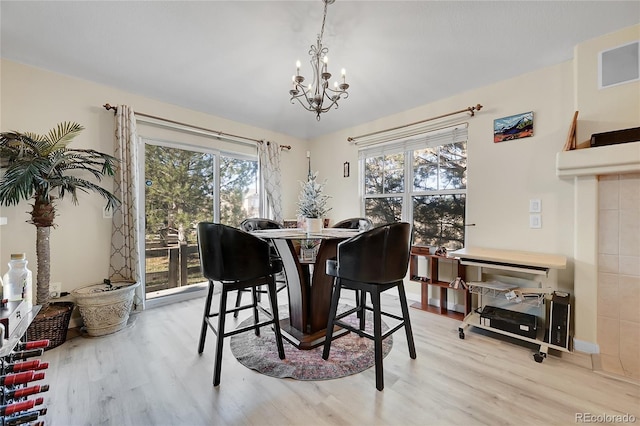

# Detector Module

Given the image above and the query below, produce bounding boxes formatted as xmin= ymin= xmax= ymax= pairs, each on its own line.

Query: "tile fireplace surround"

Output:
xmin=557 ymin=141 xmax=640 ymax=381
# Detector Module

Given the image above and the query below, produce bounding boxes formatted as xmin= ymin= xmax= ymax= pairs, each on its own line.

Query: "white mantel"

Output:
xmin=557 ymin=141 xmax=640 ymax=177
xmin=556 ymin=141 xmax=640 ymax=353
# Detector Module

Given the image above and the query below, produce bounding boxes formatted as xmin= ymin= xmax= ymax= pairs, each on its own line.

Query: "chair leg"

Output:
xmin=266 ymin=278 xmax=285 ymax=360
xmin=371 ymin=290 xmax=384 ymax=391
xmin=355 ymin=290 xmax=361 ymax=319
xmin=359 ymin=290 xmax=367 ymax=331
xmin=213 ymin=287 xmax=228 ymax=387
xmin=233 ymin=289 xmax=243 ymax=318
xmin=198 ymin=280 xmax=215 ymax=354
xmin=252 ymin=286 xmax=260 ymax=336
xmin=322 ymin=279 xmax=342 ymax=360
xmin=397 ymin=282 xmax=417 ymax=359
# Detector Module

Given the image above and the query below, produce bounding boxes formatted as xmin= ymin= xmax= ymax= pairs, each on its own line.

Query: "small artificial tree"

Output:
xmin=296 ymin=171 xmax=331 ymax=219
xmin=0 ymin=122 xmax=120 ymax=310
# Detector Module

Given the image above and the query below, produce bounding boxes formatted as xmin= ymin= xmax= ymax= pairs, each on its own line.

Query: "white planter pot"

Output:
xmin=72 ymin=281 xmax=140 ymax=337
xmin=305 ymin=217 xmax=324 ymax=233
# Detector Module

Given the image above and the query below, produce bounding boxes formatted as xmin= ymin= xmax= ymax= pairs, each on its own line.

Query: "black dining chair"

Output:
xmin=331 ymin=217 xmax=374 ymax=312
xmin=322 ymin=222 xmax=416 ymax=391
xmin=196 ymin=222 xmax=285 ymax=386
xmin=237 ymin=218 xmax=287 ymax=317
xmin=332 ymin=217 xmax=373 ymax=231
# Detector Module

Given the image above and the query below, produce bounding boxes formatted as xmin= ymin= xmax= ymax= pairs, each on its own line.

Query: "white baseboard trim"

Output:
xmin=573 ymin=338 xmax=600 ymax=354
xmin=428 ymin=297 xmax=464 ymax=314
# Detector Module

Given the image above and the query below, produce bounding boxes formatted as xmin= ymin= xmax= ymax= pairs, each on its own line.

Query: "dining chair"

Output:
xmin=238 ymin=218 xmax=287 ymax=317
xmin=331 ymin=217 xmax=374 ymax=311
xmin=332 ymin=217 xmax=373 ymax=231
xmin=322 ymin=222 xmax=416 ymax=391
xmin=196 ymin=222 xmax=285 ymax=386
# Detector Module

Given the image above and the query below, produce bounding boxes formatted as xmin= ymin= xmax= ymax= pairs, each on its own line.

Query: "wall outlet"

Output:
xmin=50 ymin=282 xmax=62 ymax=298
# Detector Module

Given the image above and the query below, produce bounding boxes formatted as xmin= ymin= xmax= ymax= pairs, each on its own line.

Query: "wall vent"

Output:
xmin=599 ymin=40 xmax=639 ymax=89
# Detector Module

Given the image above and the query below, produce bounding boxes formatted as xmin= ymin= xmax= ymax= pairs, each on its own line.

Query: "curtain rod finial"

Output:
xmin=103 ymin=103 xmax=117 ymax=113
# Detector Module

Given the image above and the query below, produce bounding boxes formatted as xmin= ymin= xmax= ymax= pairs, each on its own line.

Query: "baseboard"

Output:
xmin=427 ymin=297 xmax=464 ymax=314
xmin=573 ymin=338 xmax=600 ymax=354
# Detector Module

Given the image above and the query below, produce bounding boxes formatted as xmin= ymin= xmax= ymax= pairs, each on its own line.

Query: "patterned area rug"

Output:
xmin=230 ymin=305 xmax=392 ymax=380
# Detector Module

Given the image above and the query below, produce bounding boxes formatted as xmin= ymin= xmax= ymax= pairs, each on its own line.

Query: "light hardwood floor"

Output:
xmin=41 ymin=292 xmax=639 ymax=426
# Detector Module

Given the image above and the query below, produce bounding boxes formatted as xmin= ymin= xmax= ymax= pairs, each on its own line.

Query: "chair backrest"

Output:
xmin=197 ymin=222 xmax=272 ymax=282
xmin=239 ymin=218 xmax=283 ymax=232
xmin=336 ymin=222 xmax=411 ymax=284
xmin=332 ymin=217 xmax=373 ymax=231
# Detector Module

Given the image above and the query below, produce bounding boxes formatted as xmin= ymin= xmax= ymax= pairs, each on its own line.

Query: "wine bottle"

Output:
xmin=14 ymin=340 xmax=49 ymax=351
xmin=0 ymin=371 xmax=45 ymax=386
xmin=0 ymin=397 xmax=43 ymax=416
xmin=4 ymin=348 xmax=44 ymax=361
xmin=2 ymin=384 xmax=49 ymax=400
xmin=34 ymin=362 xmax=49 ymax=371
xmin=1 ymin=360 xmax=40 ymax=373
xmin=2 ymin=407 xmax=47 ymax=425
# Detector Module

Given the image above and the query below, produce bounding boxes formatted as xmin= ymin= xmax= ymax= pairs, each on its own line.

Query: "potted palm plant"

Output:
xmin=297 ymin=171 xmax=331 ymax=233
xmin=0 ymin=122 xmax=119 ymax=348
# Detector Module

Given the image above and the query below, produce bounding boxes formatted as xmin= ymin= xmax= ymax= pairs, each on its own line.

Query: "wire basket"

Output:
xmin=26 ymin=301 xmax=74 ymax=350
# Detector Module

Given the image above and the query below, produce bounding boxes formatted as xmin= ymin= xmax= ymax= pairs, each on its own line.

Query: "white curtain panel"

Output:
xmin=110 ymin=105 xmax=143 ymax=309
xmin=258 ymin=141 xmax=283 ymax=222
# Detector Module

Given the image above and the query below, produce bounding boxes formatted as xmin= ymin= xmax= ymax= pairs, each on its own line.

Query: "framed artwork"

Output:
xmin=494 ymin=111 xmax=534 ymax=143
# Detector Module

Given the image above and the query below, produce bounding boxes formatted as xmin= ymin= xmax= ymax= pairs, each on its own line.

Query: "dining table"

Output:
xmin=249 ymin=227 xmax=360 ymax=349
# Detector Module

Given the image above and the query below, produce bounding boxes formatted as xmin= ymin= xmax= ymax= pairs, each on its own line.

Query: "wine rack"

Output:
xmin=0 ymin=305 xmax=50 ymax=425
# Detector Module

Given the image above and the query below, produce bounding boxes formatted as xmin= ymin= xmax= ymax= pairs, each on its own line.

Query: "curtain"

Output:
xmin=258 ymin=141 xmax=283 ymax=222
xmin=110 ymin=105 xmax=143 ymax=309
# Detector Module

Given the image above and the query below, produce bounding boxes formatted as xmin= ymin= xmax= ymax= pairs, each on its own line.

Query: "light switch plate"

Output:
xmin=529 ymin=199 xmax=541 ymax=213
xmin=529 ymin=214 xmax=542 ymax=229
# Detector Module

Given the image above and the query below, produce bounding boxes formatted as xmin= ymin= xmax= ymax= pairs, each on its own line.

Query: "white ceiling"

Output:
xmin=1 ymin=1 xmax=639 ymax=140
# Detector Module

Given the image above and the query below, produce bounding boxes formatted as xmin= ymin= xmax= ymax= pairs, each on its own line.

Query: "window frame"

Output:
xmin=359 ymin=126 xmax=468 ymax=247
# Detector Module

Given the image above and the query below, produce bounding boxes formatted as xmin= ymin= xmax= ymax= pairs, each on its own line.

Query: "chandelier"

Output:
xmin=289 ymin=0 xmax=349 ymax=121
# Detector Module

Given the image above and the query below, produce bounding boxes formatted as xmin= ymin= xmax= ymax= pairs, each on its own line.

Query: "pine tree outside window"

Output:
xmin=360 ymin=126 xmax=467 ymax=250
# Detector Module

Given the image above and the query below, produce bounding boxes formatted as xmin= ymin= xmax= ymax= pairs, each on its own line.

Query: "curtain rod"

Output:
xmin=102 ymin=103 xmax=291 ymax=150
xmin=347 ymin=103 xmax=483 ymax=143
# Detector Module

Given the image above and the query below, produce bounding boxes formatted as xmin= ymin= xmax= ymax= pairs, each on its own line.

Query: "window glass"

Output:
xmin=362 ymin=138 xmax=467 ymax=249
xmin=365 ymin=197 xmax=403 ymax=226
xmin=219 ymin=156 xmax=258 ymax=227
xmin=412 ymin=194 xmax=466 ymax=249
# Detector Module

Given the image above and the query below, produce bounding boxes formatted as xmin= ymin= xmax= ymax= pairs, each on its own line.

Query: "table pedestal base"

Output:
xmin=279 ymin=319 xmax=349 ymax=350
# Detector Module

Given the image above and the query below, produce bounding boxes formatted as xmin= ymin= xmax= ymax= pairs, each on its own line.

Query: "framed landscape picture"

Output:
xmin=494 ymin=111 xmax=534 ymax=143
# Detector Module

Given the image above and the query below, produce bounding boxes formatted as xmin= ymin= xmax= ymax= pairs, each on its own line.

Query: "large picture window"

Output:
xmin=143 ymin=140 xmax=258 ymax=297
xmin=360 ymin=126 xmax=467 ymax=249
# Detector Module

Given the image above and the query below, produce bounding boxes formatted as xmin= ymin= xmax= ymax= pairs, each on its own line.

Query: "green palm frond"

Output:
xmin=54 ymin=175 xmax=120 ymax=210
xmin=0 ymin=121 xmax=120 ymax=212
xmin=42 ymin=122 xmax=84 ymax=154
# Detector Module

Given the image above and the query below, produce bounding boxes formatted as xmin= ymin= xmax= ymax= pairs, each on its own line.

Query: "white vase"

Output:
xmin=72 ymin=281 xmax=140 ymax=337
xmin=306 ymin=217 xmax=324 ymax=233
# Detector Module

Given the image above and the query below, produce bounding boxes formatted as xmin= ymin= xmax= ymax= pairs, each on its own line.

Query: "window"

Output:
xmin=360 ymin=126 xmax=467 ymax=249
xmin=143 ymin=140 xmax=258 ymax=297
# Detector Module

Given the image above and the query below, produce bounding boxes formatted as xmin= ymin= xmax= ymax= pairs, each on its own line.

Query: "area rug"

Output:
xmin=230 ymin=305 xmax=393 ymax=380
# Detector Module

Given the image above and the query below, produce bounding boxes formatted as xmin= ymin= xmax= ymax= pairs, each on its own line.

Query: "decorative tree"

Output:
xmin=296 ymin=171 xmax=331 ymax=218
xmin=0 ymin=122 xmax=120 ymax=310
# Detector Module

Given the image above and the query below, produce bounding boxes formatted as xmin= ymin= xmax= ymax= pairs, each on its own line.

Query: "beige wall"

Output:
xmin=311 ymin=24 xmax=639 ymax=349
xmin=0 ymin=60 xmax=307 ymax=294
xmin=1 ymin=24 xmax=638 ymax=350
